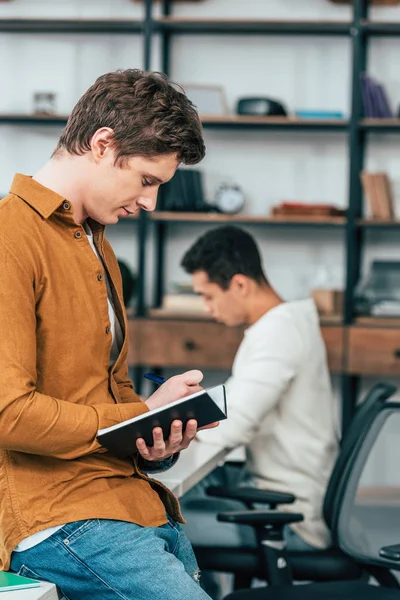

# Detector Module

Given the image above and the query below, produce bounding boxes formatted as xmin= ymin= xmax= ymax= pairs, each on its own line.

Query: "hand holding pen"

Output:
xmin=135 ymin=371 xmax=219 ymax=462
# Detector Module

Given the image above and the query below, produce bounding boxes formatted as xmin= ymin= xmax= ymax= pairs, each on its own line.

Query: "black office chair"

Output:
xmin=222 ymin=390 xmax=400 ymax=600
xmin=193 ymin=382 xmax=398 ymax=590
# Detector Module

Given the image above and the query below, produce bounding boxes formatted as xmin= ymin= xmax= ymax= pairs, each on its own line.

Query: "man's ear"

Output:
xmin=230 ymin=274 xmax=251 ymax=297
xmin=90 ymin=127 xmax=115 ymax=163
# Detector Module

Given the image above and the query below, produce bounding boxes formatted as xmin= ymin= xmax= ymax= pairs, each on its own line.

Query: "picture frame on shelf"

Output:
xmin=182 ymin=84 xmax=228 ymax=116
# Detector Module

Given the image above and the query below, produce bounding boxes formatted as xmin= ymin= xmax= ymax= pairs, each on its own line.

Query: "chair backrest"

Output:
xmin=336 ymin=399 xmax=400 ymax=571
xmin=323 ymin=382 xmax=397 ymax=533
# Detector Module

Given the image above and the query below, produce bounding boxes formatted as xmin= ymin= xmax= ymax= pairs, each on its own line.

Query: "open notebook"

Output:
xmin=97 ymin=384 xmax=227 ymax=456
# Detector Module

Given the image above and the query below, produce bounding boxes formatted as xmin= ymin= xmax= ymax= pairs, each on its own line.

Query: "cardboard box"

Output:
xmin=312 ymin=289 xmax=344 ymax=316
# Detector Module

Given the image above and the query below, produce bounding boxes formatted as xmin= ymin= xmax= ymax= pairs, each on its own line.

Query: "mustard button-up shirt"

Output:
xmin=0 ymin=174 xmax=180 ymax=570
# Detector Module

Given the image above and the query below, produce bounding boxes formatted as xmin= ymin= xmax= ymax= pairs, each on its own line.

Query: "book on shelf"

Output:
xmin=360 ymin=74 xmax=393 ymax=119
xmin=162 ymin=293 xmax=205 ymax=313
xmin=360 ymin=171 xmax=395 ymax=220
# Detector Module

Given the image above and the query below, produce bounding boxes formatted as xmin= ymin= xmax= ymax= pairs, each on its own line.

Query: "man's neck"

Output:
xmin=246 ymin=285 xmax=283 ymax=326
xmin=33 ymin=155 xmax=88 ymax=224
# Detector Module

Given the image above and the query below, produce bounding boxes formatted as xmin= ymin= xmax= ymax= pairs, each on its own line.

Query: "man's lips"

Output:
xmin=121 ymin=207 xmax=135 ymax=216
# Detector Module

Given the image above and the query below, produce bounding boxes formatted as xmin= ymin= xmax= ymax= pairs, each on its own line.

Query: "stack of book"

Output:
xmin=161 ymin=293 xmax=205 ymax=315
xmin=271 ymin=202 xmax=345 ymax=218
xmin=360 ymin=171 xmax=395 ymax=220
xmin=159 ymin=169 xmax=212 ymax=212
xmin=360 ymin=74 xmax=393 ymax=119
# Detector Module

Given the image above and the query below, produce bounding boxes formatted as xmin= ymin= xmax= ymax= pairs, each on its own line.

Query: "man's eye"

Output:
xmin=142 ymin=179 xmax=152 ymax=187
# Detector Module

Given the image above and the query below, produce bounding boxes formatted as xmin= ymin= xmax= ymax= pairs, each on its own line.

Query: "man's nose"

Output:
xmin=138 ymin=190 xmax=158 ymax=212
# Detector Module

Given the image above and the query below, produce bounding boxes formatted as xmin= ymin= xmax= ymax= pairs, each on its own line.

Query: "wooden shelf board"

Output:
xmin=354 ymin=317 xmax=400 ymax=328
xmin=151 ymin=211 xmax=346 ymax=225
xmin=138 ymin=310 xmax=342 ymax=326
xmin=147 ymin=309 xmax=210 ymax=321
xmin=200 ymin=114 xmax=348 ymax=128
xmin=360 ymin=118 xmax=400 ymax=131
xmin=359 ymin=218 xmax=400 ymax=227
xmin=0 ymin=114 xmax=348 ymax=131
xmin=0 ymin=113 xmax=69 ymax=124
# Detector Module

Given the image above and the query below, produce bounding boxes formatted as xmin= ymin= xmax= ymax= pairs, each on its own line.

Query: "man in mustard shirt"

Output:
xmin=0 ymin=69 xmax=213 ymax=599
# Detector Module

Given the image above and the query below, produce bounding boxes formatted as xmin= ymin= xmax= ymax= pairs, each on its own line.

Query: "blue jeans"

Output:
xmin=10 ymin=518 xmax=211 ymax=600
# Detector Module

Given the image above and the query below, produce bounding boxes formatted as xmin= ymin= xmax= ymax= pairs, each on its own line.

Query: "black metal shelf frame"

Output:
xmin=0 ymin=18 xmax=143 ymax=34
xmin=154 ymin=19 xmax=351 ymax=36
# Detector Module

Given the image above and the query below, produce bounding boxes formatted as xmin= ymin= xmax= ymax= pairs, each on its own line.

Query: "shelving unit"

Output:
xmin=2 ymin=0 xmax=400 ymax=433
xmin=144 ymin=0 xmax=400 ymax=433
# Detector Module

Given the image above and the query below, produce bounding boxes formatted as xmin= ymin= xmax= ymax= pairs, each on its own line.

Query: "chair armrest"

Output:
xmin=206 ymin=485 xmax=296 ymax=508
xmin=379 ymin=544 xmax=400 ymax=561
xmin=217 ymin=509 xmax=304 ymax=527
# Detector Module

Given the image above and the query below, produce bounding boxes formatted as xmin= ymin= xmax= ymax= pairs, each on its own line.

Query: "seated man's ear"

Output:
xmin=230 ymin=274 xmax=251 ymax=297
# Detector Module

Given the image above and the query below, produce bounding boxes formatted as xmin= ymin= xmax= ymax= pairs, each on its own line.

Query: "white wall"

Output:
xmin=1 ymin=0 xmax=400 ymax=480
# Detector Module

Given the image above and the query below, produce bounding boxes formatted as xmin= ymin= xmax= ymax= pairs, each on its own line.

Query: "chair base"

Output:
xmin=224 ymin=581 xmax=400 ymax=600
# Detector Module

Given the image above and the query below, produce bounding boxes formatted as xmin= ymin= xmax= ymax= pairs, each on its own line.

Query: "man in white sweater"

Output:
xmin=180 ymin=226 xmax=339 ymax=579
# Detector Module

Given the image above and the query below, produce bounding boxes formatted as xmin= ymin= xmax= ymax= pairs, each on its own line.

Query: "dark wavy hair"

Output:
xmin=181 ymin=226 xmax=268 ymax=290
xmin=53 ymin=69 xmax=205 ymax=166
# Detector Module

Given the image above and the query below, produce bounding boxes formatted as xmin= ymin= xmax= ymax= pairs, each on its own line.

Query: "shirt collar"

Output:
xmin=10 ymin=173 xmax=66 ymax=219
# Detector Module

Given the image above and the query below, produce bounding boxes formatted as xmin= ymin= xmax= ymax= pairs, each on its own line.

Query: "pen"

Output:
xmin=144 ymin=372 xmax=166 ymax=386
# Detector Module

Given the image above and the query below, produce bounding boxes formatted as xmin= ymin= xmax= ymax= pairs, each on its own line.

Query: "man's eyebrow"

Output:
xmin=143 ymin=173 xmax=164 ymax=184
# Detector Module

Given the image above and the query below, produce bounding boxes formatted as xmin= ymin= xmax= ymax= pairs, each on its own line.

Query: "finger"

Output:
xmin=136 ymin=437 xmax=151 ymax=458
xmin=181 ymin=369 xmax=204 ymax=386
xmin=181 ymin=419 xmax=197 ymax=448
xmin=152 ymin=427 xmax=166 ymax=457
xmin=198 ymin=421 xmax=220 ymax=431
xmin=169 ymin=420 xmax=183 ymax=447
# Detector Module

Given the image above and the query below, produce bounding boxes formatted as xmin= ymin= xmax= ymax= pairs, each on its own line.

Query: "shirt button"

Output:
xmin=97 ymin=274 xmax=103 ymax=281
xmin=74 ymin=231 xmax=82 ymax=239
xmin=63 ymin=202 xmax=70 ymax=210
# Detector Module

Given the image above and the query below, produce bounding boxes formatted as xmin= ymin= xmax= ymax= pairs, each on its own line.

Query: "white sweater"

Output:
xmin=197 ymin=299 xmax=339 ymax=548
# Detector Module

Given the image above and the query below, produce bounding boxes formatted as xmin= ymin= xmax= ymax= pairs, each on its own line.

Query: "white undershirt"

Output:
xmin=14 ymin=223 xmax=123 ymax=553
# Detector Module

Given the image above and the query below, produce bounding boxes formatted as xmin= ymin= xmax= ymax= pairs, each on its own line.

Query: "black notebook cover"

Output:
xmin=97 ymin=384 xmax=227 ymax=457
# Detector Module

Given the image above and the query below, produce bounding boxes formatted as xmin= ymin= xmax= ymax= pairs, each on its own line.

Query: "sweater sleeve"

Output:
xmin=0 ymin=236 xmax=149 ymax=460
xmin=197 ymin=315 xmax=303 ymax=449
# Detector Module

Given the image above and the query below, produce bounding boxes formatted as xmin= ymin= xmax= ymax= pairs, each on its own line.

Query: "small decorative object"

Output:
xmin=214 ymin=183 xmax=245 ymax=214
xmin=183 ymin=84 xmax=228 ymax=115
xmin=236 ymin=97 xmax=287 ymax=117
xmin=33 ymin=92 xmax=57 ymax=115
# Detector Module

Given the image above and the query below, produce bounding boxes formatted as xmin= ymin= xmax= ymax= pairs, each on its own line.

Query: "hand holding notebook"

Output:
xmin=97 ymin=373 xmax=227 ymax=458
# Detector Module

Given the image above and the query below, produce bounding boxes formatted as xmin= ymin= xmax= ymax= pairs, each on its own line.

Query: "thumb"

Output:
xmin=181 ymin=369 xmax=204 ymax=386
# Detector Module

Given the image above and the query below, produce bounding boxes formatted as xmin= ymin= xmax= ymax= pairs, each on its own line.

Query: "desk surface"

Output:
xmin=153 ymin=440 xmax=232 ymax=496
